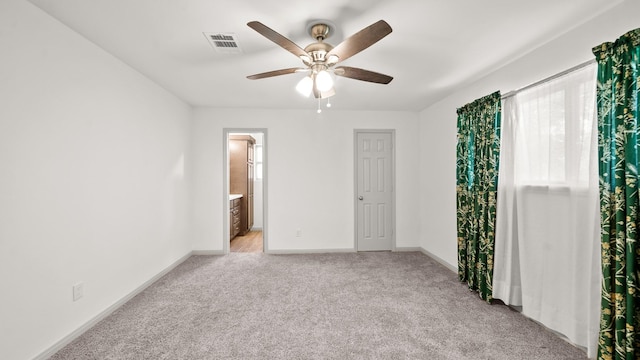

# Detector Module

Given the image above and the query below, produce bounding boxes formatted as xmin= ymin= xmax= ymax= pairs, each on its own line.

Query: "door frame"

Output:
xmin=353 ymin=129 xmax=396 ymax=251
xmin=223 ymin=128 xmax=268 ymax=254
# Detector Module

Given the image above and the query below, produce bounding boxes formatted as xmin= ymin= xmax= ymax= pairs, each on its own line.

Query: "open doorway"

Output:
xmin=225 ymin=129 xmax=266 ymax=253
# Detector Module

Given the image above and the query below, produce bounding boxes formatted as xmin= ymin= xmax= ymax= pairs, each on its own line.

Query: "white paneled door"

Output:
xmin=355 ymin=131 xmax=394 ymax=251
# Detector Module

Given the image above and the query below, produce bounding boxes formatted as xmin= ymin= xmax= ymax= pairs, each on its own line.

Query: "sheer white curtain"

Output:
xmin=493 ymin=63 xmax=601 ymax=357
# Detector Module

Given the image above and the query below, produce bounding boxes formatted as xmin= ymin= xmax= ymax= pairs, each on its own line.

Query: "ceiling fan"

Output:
xmin=246 ymin=19 xmax=393 ymax=99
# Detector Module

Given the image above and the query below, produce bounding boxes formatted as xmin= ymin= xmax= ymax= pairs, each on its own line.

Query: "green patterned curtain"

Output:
xmin=593 ymin=28 xmax=640 ymax=360
xmin=456 ymin=91 xmax=501 ymax=302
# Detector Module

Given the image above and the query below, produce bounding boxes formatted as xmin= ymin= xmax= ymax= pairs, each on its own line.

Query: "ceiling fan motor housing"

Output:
xmin=302 ymin=22 xmax=337 ymax=65
xmin=304 ymin=42 xmax=333 ymax=63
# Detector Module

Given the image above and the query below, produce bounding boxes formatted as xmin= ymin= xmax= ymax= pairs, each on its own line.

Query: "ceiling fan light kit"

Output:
xmin=247 ymin=19 xmax=394 ymax=109
xmin=295 ymin=76 xmax=313 ymax=97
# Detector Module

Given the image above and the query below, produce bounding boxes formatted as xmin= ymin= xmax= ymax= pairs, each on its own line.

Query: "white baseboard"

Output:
xmin=418 ymin=247 xmax=458 ymax=273
xmin=266 ymin=248 xmax=355 ymax=254
xmin=34 ymin=252 xmax=193 ymax=360
xmin=192 ymin=250 xmax=225 ymax=255
xmin=394 ymin=246 xmax=422 ymax=252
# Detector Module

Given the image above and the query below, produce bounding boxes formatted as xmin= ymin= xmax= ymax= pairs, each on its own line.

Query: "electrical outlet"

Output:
xmin=296 ymin=228 xmax=301 ymax=237
xmin=73 ymin=282 xmax=84 ymax=301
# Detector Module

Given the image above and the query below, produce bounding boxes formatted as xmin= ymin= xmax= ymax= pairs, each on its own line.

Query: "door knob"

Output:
xmin=358 ymin=196 xmax=363 ymax=200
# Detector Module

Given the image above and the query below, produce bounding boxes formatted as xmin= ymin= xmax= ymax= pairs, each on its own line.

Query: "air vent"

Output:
xmin=204 ymin=32 xmax=242 ymax=54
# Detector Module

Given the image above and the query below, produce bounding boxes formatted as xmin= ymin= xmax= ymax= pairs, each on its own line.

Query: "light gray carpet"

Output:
xmin=50 ymin=252 xmax=588 ymax=359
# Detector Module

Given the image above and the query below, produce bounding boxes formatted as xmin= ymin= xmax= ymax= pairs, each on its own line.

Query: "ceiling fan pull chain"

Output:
xmin=317 ymin=98 xmax=322 ymax=113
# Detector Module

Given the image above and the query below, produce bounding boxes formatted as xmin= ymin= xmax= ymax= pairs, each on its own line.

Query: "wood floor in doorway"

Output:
xmin=231 ymin=230 xmax=263 ymax=253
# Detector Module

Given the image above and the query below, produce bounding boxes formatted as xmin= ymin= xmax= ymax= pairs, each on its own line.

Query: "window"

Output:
xmin=511 ymin=64 xmax=596 ymax=188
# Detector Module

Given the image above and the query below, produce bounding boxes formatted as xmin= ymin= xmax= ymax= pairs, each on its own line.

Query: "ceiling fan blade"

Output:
xmin=334 ymin=66 xmax=393 ymax=84
xmin=327 ymin=20 xmax=392 ymax=64
xmin=247 ymin=68 xmax=305 ymax=80
xmin=247 ymin=21 xmax=308 ymax=59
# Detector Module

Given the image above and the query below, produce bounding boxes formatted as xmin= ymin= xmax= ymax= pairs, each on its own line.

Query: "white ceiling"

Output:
xmin=28 ymin=0 xmax=618 ymax=112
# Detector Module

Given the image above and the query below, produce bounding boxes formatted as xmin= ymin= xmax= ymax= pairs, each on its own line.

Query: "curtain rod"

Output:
xmin=501 ymin=58 xmax=596 ymax=100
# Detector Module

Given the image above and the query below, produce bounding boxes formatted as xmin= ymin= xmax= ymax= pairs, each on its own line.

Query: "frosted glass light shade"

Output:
xmin=315 ymin=70 xmax=333 ymax=92
xmin=296 ymin=76 xmax=313 ymax=97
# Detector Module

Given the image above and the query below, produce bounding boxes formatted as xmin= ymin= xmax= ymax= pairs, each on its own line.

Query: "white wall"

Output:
xmin=192 ymin=108 xmax=420 ymax=252
xmin=0 ymin=1 xmax=193 ymax=359
xmin=418 ymin=0 xmax=640 ymax=268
